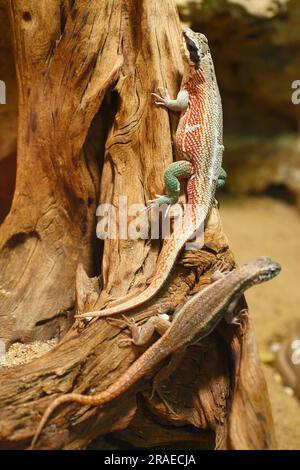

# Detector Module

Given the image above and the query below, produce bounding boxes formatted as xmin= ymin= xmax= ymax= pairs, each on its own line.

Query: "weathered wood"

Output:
xmin=0 ymin=0 xmax=122 ymax=344
xmin=0 ymin=0 xmax=276 ymax=450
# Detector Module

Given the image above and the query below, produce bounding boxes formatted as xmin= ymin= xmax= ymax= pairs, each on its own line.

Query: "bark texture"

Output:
xmin=0 ymin=0 xmax=276 ymax=450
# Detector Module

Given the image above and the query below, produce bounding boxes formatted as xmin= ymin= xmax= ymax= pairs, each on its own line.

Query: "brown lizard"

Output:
xmin=31 ymin=256 xmax=281 ymax=448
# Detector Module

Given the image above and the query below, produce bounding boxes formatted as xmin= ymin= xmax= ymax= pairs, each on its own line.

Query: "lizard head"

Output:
xmin=181 ymin=28 xmax=210 ymax=70
xmin=242 ymin=256 xmax=281 ymax=288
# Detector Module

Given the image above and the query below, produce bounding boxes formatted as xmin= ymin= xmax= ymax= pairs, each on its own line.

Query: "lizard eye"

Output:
xmin=186 ymin=42 xmax=196 ymax=53
xmin=182 ymin=30 xmax=201 ymax=66
xmin=185 ymin=38 xmax=196 ymax=51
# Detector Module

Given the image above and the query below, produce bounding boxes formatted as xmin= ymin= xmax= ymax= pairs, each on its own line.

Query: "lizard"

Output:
xmin=31 ymin=256 xmax=281 ymax=448
xmin=76 ymin=28 xmax=226 ymax=320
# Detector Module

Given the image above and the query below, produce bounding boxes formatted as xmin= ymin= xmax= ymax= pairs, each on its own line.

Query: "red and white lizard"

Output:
xmin=77 ymin=28 xmax=225 ymax=320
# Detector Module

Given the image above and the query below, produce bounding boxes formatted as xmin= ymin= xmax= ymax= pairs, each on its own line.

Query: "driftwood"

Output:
xmin=0 ymin=0 xmax=276 ymax=450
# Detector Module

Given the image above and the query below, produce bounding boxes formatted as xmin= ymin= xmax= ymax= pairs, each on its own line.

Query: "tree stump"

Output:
xmin=0 ymin=0 xmax=276 ymax=450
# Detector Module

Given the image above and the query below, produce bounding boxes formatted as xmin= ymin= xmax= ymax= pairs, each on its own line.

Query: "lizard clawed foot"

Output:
xmin=146 ymin=194 xmax=164 ymax=211
xmin=147 ymin=195 xmax=175 ymax=217
xmin=225 ymin=307 xmax=247 ymax=327
xmin=148 ymin=193 xmax=164 ymax=204
xmin=140 ymin=195 xmax=169 ymax=214
xmin=106 ymin=315 xmax=142 ymax=348
xmin=151 ymin=87 xmax=171 ymax=108
xmin=211 ymin=261 xmax=232 ymax=282
xmin=106 ymin=316 xmax=136 ymax=348
xmin=150 ymin=381 xmax=177 ymax=415
xmin=118 ymin=338 xmax=134 ymax=348
xmin=211 ymin=269 xmax=227 ymax=282
xmin=106 ymin=315 xmax=135 ymax=330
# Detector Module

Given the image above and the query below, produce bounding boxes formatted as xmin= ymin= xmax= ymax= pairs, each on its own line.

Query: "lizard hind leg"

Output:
xmin=107 ymin=315 xmax=171 ymax=348
xmin=150 ymin=347 xmax=186 ymax=415
xmin=216 ymin=167 xmax=227 ymax=190
xmin=148 ymin=160 xmax=194 ymax=208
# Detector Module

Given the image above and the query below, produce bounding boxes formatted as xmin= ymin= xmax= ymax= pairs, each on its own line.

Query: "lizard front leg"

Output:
xmin=150 ymin=347 xmax=186 ymax=413
xmin=108 ymin=315 xmax=171 ymax=347
xmin=152 ymin=87 xmax=189 ymax=112
xmin=210 ymin=269 xmax=244 ymax=326
xmin=149 ymin=87 xmax=191 ymax=207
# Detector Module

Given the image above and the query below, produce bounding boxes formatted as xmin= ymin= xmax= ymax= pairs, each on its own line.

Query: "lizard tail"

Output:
xmin=76 ymin=200 xmax=209 ymax=320
xmin=31 ymin=340 xmax=168 ymax=449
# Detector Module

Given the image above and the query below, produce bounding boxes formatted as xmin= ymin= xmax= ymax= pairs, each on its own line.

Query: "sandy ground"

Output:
xmin=221 ymin=195 xmax=300 ymax=450
xmin=0 ymin=340 xmax=56 ymax=368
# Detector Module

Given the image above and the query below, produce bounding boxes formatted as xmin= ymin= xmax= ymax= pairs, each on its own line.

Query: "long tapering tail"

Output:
xmin=76 ymin=199 xmax=210 ymax=320
xmin=31 ymin=339 xmax=168 ymax=449
xmin=76 ymin=204 xmax=208 ymax=318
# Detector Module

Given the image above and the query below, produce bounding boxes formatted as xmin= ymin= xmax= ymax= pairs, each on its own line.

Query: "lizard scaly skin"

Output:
xmin=31 ymin=257 xmax=281 ymax=448
xmin=77 ymin=28 xmax=225 ymax=320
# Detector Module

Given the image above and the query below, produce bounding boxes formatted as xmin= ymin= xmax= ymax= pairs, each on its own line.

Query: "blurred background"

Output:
xmin=0 ymin=0 xmax=299 ymax=449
